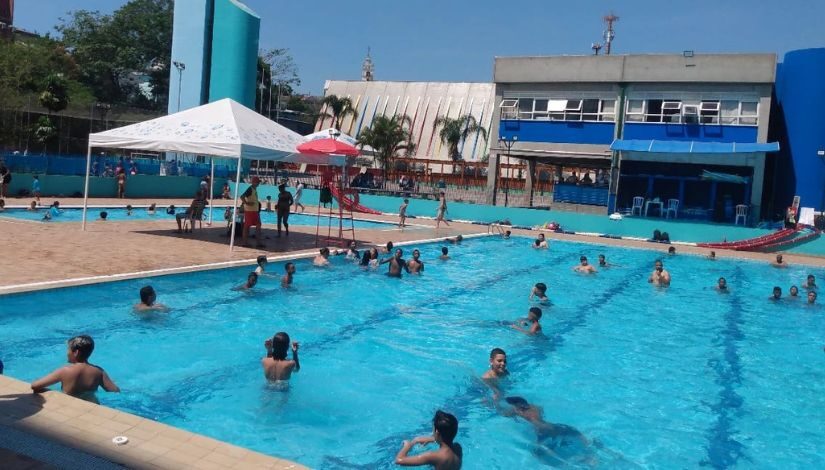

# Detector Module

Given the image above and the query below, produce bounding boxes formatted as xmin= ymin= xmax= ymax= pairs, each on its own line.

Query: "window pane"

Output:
xmin=645 ymin=100 xmax=662 ymax=123
xmin=566 ymin=99 xmax=583 ymax=111
xmin=518 ymin=99 xmax=534 ymax=112
xmin=627 ymin=100 xmax=644 ymax=113
xmin=582 ymin=99 xmax=599 ymax=121
xmin=720 ymin=100 xmax=738 ymax=124
xmin=740 ymin=116 xmax=757 ymax=125
xmin=534 ymin=99 xmax=549 ymax=112
xmin=600 ymin=100 xmax=616 ymax=113
xmin=740 ymin=102 xmax=758 ymax=116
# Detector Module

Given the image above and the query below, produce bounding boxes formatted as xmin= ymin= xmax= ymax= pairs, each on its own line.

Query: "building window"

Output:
xmin=720 ymin=100 xmax=739 ymax=124
xmin=565 ymin=99 xmax=583 ymax=121
xmin=499 ymin=99 xmax=518 ymax=119
xmin=700 ymin=101 xmax=720 ymax=124
xmin=624 ymin=98 xmax=759 ymax=126
xmin=645 ymin=100 xmax=663 ymax=123
xmin=626 ymin=100 xmax=644 ymax=122
xmin=518 ymin=99 xmax=534 ymax=119
xmin=661 ymin=101 xmax=682 ymax=123
xmin=582 ymin=99 xmax=600 ymax=121
xmin=599 ymin=100 xmax=616 ymax=121
xmin=500 ymin=97 xmax=617 ymax=123
xmin=740 ymin=101 xmax=758 ymax=125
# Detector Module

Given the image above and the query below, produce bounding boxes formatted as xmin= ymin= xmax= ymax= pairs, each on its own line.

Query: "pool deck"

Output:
xmin=3 ymin=197 xmax=825 ymax=468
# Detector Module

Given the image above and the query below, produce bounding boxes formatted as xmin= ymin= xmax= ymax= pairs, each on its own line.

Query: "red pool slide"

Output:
xmin=330 ymin=186 xmax=382 ymax=215
xmin=696 ymin=226 xmax=820 ymax=251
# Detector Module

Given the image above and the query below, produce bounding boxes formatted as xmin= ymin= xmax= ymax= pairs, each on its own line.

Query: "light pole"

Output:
xmin=498 ymin=135 xmax=518 ymax=207
xmin=172 ymin=61 xmax=186 ymax=112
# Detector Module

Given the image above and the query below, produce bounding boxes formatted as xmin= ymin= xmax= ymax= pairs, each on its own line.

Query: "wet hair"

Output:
xmin=68 ymin=335 xmax=95 ymax=361
xmin=534 ymin=282 xmax=547 ymax=294
xmin=126 ymin=204 xmax=133 ymax=211
xmin=386 ymin=241 xmax=394 ymax=251
xmin=790 ymin=285 xmax=799 ymax=294
xmin=580 ymin=256 xmax=587 ymax=262
xmin=320 ymin=247 xmax=330 ymax=256
xmin=809 ymin=291 xmax=817 ymax=300
xmin=395 ymin=248 xmax=403 ymax=256
xmin=490 ymin=347 xmax=506 ymax=358
xmin=360 ymin=250 xmax=372 ymax=266
xmin=247 ymin=272 xmax=258 ymax=286
xmin=432 ymin=410 xmax=458 ymax=446
xmin=668 ymin=246 xmax=676 ymax=254
xmin=284 ymin=262 xmax=294 ymax=272
xmin=139 ymin=285 xmax=155 ymax=304
xmin=773 ymin=286 xmax=781 ymax=293
xmin=529 ymin=307 xmax=543 ymax=320
xmin=807 ymin=274 xmax=815 ymax=281
xmin=442 ymin=247 xmax=448 ymax=255
xmin=257 ymin=255 xmax=267 ymax=266
xmin=653 ymin=229 xmax=662 ymax=241
xmin=718 ymin=277 xmax=726 ymax=283
xmin=270 ymin=332 xmax=290 ymax=360
xmin=505 ymin=396 xmax=530 ymax=410
xmin=99 ymin=211 xmax=108 ymax=220
xmin=413 ymin=249 xmax=420 ymax=256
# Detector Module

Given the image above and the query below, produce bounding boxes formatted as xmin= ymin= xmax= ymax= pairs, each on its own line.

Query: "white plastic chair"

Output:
xmin=735 ymin=204 xmax=748 ymax=225
xmin=665 ymin=199 xmax=680 ymax=219
xmin=631 ymin=196 xmax=644 ymax=216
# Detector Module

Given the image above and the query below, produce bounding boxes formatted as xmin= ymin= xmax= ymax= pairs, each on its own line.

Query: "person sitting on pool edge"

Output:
xmin=381 ymin=248 xmax=410 ymax=278
xmin=716 ymin=277 xmax=728 ymax=293
xmin=408 ymin=249 xmax=424 ymax=274
xmin=314 ymin=248 xmax=331 ymax=267
xmin=482 ymin=348 xmax=509 ymax=400
xmin=574 ymin=256 xmax=597 ymax=274
xmin=498 ymin=396 xmax=593 ymax=467
xmin=513 ymin=307 xmax=542 ymax=336
xmin=395 ymin=410 xmax=462 ymax=470
xmin=529 ymin=283 xmax=549 ymax=303
xmin=233 ymin=272 xmax=258 ymax=291
xmin=134 ymin=285 xmax=169 ymax=312
xmin=808 ymin=291 xmax=817 ymax=305
xmin=648 ymin=260 xmax=671 ymax=287
xmin=31 ymin=335 xmax=120 ymax=401
xmin=771 ymin=254 xmax=787 ymax=268
xmin=262 ymin=332 xmax=300 ymax=387
xmin=789 ymin=285 xmax=800 ymax=298
xmin=804 ymin=274 xmax=817 ymax=290
xmin=439 ymin=247 xmax=450 ymax=261
xmin=281 ymin=262 xmax=296 ymax=288
xmin=533 ymin=233 xmax=548 ymax=249
xmin=770 ymin=286 xmax=782 ymax=301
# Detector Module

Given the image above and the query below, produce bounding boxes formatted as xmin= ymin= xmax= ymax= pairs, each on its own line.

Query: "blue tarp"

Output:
xmin=610 ymin=139 xmax=780 ymax=153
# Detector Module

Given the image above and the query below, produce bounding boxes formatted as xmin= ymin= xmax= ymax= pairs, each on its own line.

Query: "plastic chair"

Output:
xmin=665 ymin=199 xmax=680 ymax=219
xmin=735 ymin=204 xmax=748 ymax=225
xmin=631 ymin=196 xmax=644 ymax=216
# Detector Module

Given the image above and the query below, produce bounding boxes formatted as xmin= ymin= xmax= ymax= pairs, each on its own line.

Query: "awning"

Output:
xmin=610 ymin=139 xmax=780 ymax=154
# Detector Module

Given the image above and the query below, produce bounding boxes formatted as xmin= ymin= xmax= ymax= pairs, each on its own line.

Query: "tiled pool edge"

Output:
xmin=0 ymin=375 xmax=308 ymax=470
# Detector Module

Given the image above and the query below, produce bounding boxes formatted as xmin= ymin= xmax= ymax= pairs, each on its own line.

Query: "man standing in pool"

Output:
xmin=381 ymin=248 xmax=410 ymax=277
xmin=408 ymin=249 xmax=424 ymax=274
xmin=240 ymin=176 xmax=263 ymax=247
xmin=262 ymin=332 xmax=300 ymax=386
xmin=648 ymin=260 xmax=671 ymax=287
xmin=533 ymin=233 xmax=548 ymax=249
xmin=31 ymin=335 xmax=120 ymax=402
xmin=804 ymin=274 xmax=817 ymax=290
xmin=134 ymin=285 xmax=169 ymax=312
xmin=771 ymin=254 xmax=787 ymax=268
xmin=808 ymin=291 xmax=817 ymax=304
xmin=395 ymin=410 xmax=462 ymax=470
xmin=770 ymin=286 xmax=782 ymax=301
xmin=281 ymin=262 xmax=296 ymax=288
xmin=574 ymin=256 xmax=597 ymax=274
xmin=716 ymin=277 xmax=729 ymax=293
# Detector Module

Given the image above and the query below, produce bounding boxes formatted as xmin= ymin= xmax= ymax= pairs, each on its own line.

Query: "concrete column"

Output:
xmin=749 ymin=152 xmax=766 ymax=221
xmin=524 ymin=159 xmax=536 ymax=206
xmin=485 ymin=152 xmax=500 ymax=205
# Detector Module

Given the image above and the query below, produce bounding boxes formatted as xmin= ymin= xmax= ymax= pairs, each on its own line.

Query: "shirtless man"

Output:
xmin=716 ymin=277 xmax=729 ymax=293
xmin=808 ymin=291 xmax=818 ymax=304
xmin=481 ymin=348 xmax=509 ymax=400
xmin=533 ymin=233 xmax=548 ymax=249
xmin=439 ymin=247 xmax=450 ymax=260
xmin=262 ymin=332 xmax=300 ymax=386
xmin=395 ymin=410 xmax=462 ymax=470
xmin=313 ymin=248 xmax=331 ymax=267
xmin=134 ymin=285 xmax=169 ymax=312
xmin=345 ymin=241 xmax=360 ymax=261
xmin=648 ymin=260 xmax=671 ymax=287
xmin=770 ymin=286 xmax=782 ymax=301
xmin=31 ymin=335 xmax=120 ymax=401
xmin=574 ymin=256 xmax=597 ymax=274
xmin=772 ymin=254 xmax=787 ymax=268
xmin=804 ymin=274 xmax=817 ymax=290
xmin=381 ymin=249 xmax=410 ymax=277
xmin=281 ymin=262 xmax=296 ymax=288
xmin=408 ymin=249 xmax=425 ymax=274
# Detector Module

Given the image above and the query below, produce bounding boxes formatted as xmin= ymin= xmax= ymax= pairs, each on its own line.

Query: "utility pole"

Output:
xmin=172 ymin=61 xmax=186 ymax=111
xmin=591 ymin=43 xmax=602 ymax=56
xmin=603 ymin=13 xmax=619 ymax=55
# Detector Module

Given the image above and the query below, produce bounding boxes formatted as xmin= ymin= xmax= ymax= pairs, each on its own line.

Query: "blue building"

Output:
xmin=167 ymin=0 xmax=260 ymax=114
xmin=487 ymin=53 xmax=780 ymax=224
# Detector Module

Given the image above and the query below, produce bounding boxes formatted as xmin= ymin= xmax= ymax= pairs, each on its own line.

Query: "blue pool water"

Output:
xmin=0 ymin=207 xmax=398 ymax=230
xmin=1 ymin=237 xmax=824 ymax=468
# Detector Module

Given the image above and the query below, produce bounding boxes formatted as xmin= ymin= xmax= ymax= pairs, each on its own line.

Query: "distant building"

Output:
xmin=362 ymin=48 xmax=374 ymax=81
xmin=0 ymin=0 xmax=12 ymax=26
xmin=167 ymin=0 xmax=260 ymax=114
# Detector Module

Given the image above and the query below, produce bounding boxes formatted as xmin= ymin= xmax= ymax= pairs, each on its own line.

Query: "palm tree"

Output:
xmin=357 ymin=115 xmax=415 ymax=187
xmin=433 ymin=114 xmax=488 ymax=162
xmin=322 ymin=94 xmax=359 ymax=130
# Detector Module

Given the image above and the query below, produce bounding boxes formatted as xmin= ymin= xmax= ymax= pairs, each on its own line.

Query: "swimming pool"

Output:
xmin=1 ymin=237 xmax=823 ymax=468
xmin=0 ymin=207 xmax=399 ymax=230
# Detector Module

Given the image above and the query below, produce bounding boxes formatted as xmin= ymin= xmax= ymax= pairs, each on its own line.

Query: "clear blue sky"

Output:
xmin=16 ymin=0 xmax=825 ymax=94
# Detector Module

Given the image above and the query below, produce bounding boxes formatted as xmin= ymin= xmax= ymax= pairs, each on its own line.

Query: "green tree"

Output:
xmin=433 ymin=114 xmax=489 ymax=162
xmin=56 ymin=0 xmax=173 ymax=108
xmin=256 ymin=48 xmax=301 ymax=117
xmin=39 ymin=74 xmax=70 ymax=114
xmin=33 ymin=116 xmax=57 ymax=152
xmin=357 ymin=115 xmax=415 ymax=186
xmin=322 ymin=95 xmax=358 ymax=130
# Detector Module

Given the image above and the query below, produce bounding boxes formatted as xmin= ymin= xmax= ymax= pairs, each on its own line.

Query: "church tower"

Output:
xmin=361 ymin=47 xmax=374 ymax=81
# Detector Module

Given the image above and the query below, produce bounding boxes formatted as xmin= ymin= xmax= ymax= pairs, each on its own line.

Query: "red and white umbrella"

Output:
xmin=297 ymin=138 xmax=360 ymax=157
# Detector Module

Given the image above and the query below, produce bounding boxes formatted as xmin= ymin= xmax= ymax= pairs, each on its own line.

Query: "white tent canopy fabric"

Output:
xmin=304 ymin=128 xmax=358 ymax=147
xmin=88 ymin=98 xmax=304 ymax=160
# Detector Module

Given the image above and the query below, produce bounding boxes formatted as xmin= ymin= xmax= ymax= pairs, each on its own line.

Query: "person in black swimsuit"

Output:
xmin=276 ymin=184 xmax=294 ymax=237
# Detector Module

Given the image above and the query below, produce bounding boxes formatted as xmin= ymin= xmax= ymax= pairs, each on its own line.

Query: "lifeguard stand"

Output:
xmin=315 ymin=166 xmax=356 ymax=247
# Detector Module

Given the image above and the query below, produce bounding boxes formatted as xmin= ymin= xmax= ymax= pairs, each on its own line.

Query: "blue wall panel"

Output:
xmin=499 ymin=120 xmax=615 ymax=145
xmin=168 ymin=0 xmax=212 ymax=114
xmin=622 ymin=123 xmax=758 ymax=143
xmin=209 ymin=0 xmax=260 ymax=108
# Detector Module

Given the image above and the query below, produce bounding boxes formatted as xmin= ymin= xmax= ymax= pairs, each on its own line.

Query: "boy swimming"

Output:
xmin=408 ymin=249 xmax=424 ymax=274
xmin=529 ymin=283 xmax=549 ymax=303
xmin=233 ymin=272 xmax=258 ymax=291
xmin=439 ymin=247 xmax=450 ymax=260
xmin=134 ymin=285 xmax=169 ymax=312
xmin=262 ymin=332 xmax=300 ymax=387
xmin=395 ymin=410 xmax=462 ymax=470
xmin=481 ymin=348 xmax=509 ymax=400
xmin=281 ymin=262 xmax=296 ymax=287
xmin=31 ymin=335 xmax=120 ymax=402
xmin=513 ymin=307 xmax=542 ymax=335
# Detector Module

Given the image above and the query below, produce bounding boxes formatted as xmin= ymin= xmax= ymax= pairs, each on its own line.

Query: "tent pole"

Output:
xmin=228 ymin=159 xmax=243 ymax=252
xmin=209 ymin=157 xmax=215 ymax=225
xmin=81 ymin=144 xmax=93 ymax=231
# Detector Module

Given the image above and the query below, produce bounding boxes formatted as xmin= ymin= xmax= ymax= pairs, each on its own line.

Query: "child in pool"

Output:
xmin=262 ymin=332 xmax=300 ymax=386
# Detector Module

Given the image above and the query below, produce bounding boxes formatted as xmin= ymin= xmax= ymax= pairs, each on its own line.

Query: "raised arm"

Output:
xmin=31 ymin=368 xmax=64 ymax=393
xmin=292 ymin=342 xmax=300 ymax=372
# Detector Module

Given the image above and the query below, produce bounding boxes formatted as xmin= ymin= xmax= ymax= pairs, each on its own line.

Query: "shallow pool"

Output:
xmin=0 ymin=207 xmax=398 ymax=230
xmin=1 ymin=237 xmax=824 ymax=468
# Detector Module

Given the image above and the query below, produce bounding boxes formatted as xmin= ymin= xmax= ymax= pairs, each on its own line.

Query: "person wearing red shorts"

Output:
xmin=241 ymin=176 xmax=263 ymax=247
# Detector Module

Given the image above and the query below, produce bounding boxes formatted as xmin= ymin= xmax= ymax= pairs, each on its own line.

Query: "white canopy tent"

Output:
xmin=83 ymin=98 xmax=305 ymax=251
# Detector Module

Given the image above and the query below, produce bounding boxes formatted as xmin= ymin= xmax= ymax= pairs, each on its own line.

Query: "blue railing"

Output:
xmin=553 ymin=184 xmax=609 ymax=206
xmin=0 ymin=153 xmax=236 ymax=179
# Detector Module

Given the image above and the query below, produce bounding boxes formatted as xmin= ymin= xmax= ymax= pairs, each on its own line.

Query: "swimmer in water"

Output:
xmin=281 ymin=262 xmax=295 ymax=288
xmin=381 ymin=248 xmax=409 ymax=278
xmin=808 ymin=291 xmax=817 ymax=304
xmin=503 ymin=230 xmax=511 ymax=239
xmin=147 ymin=203 xmax=156 ymax=215
xmin=716 ymin=277 xmax=728 ymax=293
xmin=481 ymin=348 xmax=509 ymax=400
xmin=708 ymin=251 xmax=716 ymax=261
xmin=574 ymin=256 xmax=597 ymax=274
xmin=383 ymin=241 xmax=394 ymax=254
xmin=31 ymin=335 xmax=120 ymax=402
xmin=395 ymin=410 xmax=462 ymax=470
xmin=98 ymin=211 xmax=108 ymax=221
xmin=533 ymin=233 xmax=548 ymax=249
xmin=125 ymin=204 xmax=133 ymax=216
xmin=789 ymin=285 xmax=800 ymax=298
xmin=445 ymin=235 xmax=463 ymax=244
xmin=512 ymin=307 xmax=542 ymax=336
xmin=345 ymin=241 xmax=360 ymax=261
xmin=262 ymin=332 xmax=300 ymax=385
xmin=313 ymin=247 xmax=331 ymax=267
xmin=360 ymin=247 xmax=379 ymax=268
xmin=667 ymin=246 xmax=676 ymax=256
xmin=254 ymin=255 xmax=270 ymax=276
xmin=648 ymin=260 xmax=671 ymax=287
xmin=234 ymin=272 xmax=258 ymax=291
xmin=804 ymin=274 xmax=817 ymax=290
xmin=771 ymin=254 xmax=787 ymax=268
xmin=598 ymin=254 xmax=608 ymax=268
xmin=134 ymin=285 xmax=169 ymax=312
xmin=408 ymin=249 xmax=424 ymax=274
xmin=770 ymin=286 xmax=782 ymax=301
xmin=499 ymin=396 xmax=593 ymax=467
xmin=529 ymin=283 xmax=549 ymax=303
xmin=439 ymin=247 xmax=450 ymax=261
